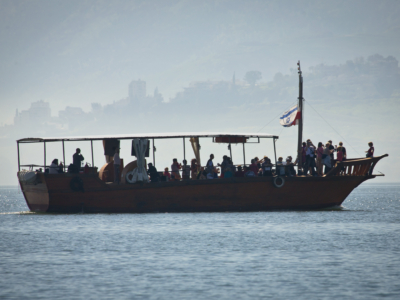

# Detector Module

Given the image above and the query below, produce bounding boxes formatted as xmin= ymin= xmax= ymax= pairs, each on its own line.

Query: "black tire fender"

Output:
xmin=70 ymin=176 xmax=84 ymax=192
xmin=273 ymin=176 xmax=285 ymax=188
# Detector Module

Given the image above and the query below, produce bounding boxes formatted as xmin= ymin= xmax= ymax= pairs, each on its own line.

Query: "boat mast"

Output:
xmin=297 ymin=61 xmax=303 ymax=173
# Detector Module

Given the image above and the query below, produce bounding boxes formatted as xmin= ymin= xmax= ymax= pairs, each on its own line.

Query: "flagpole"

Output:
xmin=297 ymin=61 xmax=303 ymax=174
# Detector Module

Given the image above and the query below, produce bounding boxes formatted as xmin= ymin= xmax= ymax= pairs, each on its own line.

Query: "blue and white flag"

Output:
xmin=279 ymin=105 xmax=300 ymax=127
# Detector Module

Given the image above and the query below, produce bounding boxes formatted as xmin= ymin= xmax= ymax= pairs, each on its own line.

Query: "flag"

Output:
xmin=279 ymin=105 xmax=301 ymax=127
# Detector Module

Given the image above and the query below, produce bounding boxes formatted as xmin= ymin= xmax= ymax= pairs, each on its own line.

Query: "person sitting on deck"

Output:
xmin=366 ymin=142 xmax=374 ymax=157
xmin=58 ymin=161 xmax=64 ymax=173
xmin=171 ymin=158 xmax=181 ymax=181
xmin=147 ymin=163 xmax=159 ymax=183
xmin=72 ymin=148 xmax=84 ymax=173
xmin=261 ymin=156 xmax=273 ymax=176
xmin=198 ymin=167 xmax=207 ymax=180
xmin=276 ymin=157 xmax=286 ymax=176
xmin=163 ymin=167 xmax=171 ymax=181
xmin=235 ymin=165 xmax=245 ymax=177
xmin=49 ymin=159 xmax=59 ymax=174
xmin=244 ymin=166 xmax=256 ymax=177
xmin=206 ymin=167 xmax=219 ymax=179
xmin=254 ymin=157 xmax=262 ymax=169
xmin=249 ymin=159 xmax=259 ymax=175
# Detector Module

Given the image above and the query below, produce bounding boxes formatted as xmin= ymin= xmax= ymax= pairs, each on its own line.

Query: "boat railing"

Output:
xmin=324 ymin=154 xmax=388 ymax=177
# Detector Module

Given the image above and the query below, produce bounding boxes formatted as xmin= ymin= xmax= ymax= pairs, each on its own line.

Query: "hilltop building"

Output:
xmin=14 ymin=100 xmax=51 ymax=126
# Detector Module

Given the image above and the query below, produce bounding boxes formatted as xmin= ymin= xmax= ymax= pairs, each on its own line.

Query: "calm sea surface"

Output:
xmin=1 ymin=183 xmax=399 ymax=300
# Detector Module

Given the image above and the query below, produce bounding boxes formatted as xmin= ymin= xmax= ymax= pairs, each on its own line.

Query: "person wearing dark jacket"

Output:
xmin=147 ymin=163 xmax=159 ymax=183
xmin=72 ymin=148 xmax=84 ymax=173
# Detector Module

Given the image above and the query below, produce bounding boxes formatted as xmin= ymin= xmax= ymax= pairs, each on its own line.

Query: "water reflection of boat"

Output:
xmin=16 ymin=63 xmax=388 ymax=213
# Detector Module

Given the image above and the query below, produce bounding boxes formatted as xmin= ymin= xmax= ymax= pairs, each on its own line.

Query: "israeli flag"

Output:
xmin=280 ymin=105 xmax=299 ymax=127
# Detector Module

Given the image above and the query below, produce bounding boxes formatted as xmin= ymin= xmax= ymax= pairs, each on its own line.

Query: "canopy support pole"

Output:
xmin=62 ymin=140 xmax=65 ymax=172
xmin=91 ymin=140 xmax=94 ymax=167
xmin=17 ymin=141 xmax=20 ymax=172
xmin=44 ymin=141 xmax=46 ymax=172
xmin=242 ymin=142 xmax=246 ymax=165
xmin=183 ymin=137 xmax=186 ymax=162
xmin=152 ymin=138 xmax=155 ymax=167
xmin=229 ymin=137 xmax=232 ymax=160
xmin=273 ymin=138 xmax=277 ymax=167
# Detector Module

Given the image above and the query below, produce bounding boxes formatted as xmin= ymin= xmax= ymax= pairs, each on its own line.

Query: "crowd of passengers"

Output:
xmin=44 ymin=141 xmax=375 ymax=183
xmin=147 ymin=140 xmax=375 ymax=183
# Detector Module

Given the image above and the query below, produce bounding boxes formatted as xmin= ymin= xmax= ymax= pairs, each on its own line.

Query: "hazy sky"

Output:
xmin=1 ymin=0 xmax=399 ymax=185
xmin=1 ymin=0 xmax=400 ymax=124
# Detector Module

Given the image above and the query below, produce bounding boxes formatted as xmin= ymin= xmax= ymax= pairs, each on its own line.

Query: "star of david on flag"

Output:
xmin=279 ymin=105 xmax=301 ymax=127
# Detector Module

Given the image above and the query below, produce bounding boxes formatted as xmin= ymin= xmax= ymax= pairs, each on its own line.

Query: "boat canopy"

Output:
xmin=17 ymin=132 xmax=278 ymax=143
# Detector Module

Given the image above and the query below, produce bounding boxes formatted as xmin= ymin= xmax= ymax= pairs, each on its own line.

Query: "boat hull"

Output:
xmin=19 ymin=173 xmax=370 ymax=213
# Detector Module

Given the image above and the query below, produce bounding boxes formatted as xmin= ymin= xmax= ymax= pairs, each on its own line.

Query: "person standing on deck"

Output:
xmin=113 ymin=148 xmax=121 ymax=184
xmin=73 ymin=148 xmax=84 ymax=173
xmin=217 ymin=155 xmax=228 ymax=178
xmin=339 ymin=142 xmax=347 ymax=160
xmin=206 ymin=154 xmax=214 ymax=175
xmin=366 ymin=142 xmax=374 ymax=157
xmin=328 ymin=140 xmax=336 ymax=167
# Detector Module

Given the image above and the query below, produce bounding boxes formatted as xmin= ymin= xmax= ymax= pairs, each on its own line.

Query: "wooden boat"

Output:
xmin=16 ymin=62 xmax=388 ymax=213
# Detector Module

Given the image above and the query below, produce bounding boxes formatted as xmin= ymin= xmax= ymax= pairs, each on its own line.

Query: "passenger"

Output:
xmin=323 ymin=143 xmax=334 ymax=174
xmin=249 ymin=159 xmax=259 ymax=174
xmin=49 ymin=159 xmax=59 ymax=174
xmin=224 ymin=159 xmax=234 ymax=178
xmin=305 ymin=140 xmax=317 ymax=176
xmin=286 ymin=157 xmax=296 ymax=176
xmin=207 ymin=167 xmax=217 ymax=179
xmin=113 ymin=148 xmax=121 ymax=184
xmin=190 ymin=159 xmax=198 ymax=179
xmin=316 ymin=142 xmax=324 ymax=176
xmin=301 ymin=142 xmax=307 ymax=172
xmin=72 ymin=148 xmax=84 ymax=173
xmin=261 ymin=156 xmax=273 ymax=176
xmin=276 ymin=157 xmax=286 ymax=176
xmin=147 ymin=163 xmax=159 ymax=183
xmin=206 ymin=154 xmax=215 ymax=176
xmin=227 ymin=158 xmax=236 ymax=173
xmin=244 ymin=166 xmax=256 ymax=177
xmin=328 ymin=140 xmax=336 ymax=167
xmin=254 ymin=157 xmax=261 ymax=169
xmin=257 ymin=168 xmax=263 ymax=176
xmin=171 ymin=158 xmax=181 ymax=181
xmin=163 ymin=167 xmax=171 ymax=181
xmin=339 ymin=142 xmax=347 ymax=160
xmin=336 ymin=146 xmax=345 ymax=174
xmin=366 ymin=142 xmax=374 ymax=157
xmin=181 ymin=159 xmax=190 ymax=180
xmin=235 ymin=165 xmax=245 ymax=177
xmin=198 ymin=167 xmax=207 ymax=180
xmin=58 ymin=161 xmax=64 ymax=173
xmin=217 ymin=155 xmax=229 ymax=178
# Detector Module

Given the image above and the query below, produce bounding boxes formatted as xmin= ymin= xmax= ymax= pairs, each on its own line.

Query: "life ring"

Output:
xmin=273 ymin=176 xmax=285 ymax=188
xmin=70 ymin=176 xmax=84 ymax=192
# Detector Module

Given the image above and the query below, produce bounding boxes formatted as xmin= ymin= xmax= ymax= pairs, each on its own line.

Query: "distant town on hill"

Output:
xmin=2 ymin=54 xmax=399 ymax=140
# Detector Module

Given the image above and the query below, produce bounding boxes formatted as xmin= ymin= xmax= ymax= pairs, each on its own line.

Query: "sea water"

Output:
xmin=0 ymin=183 xmax=399 ymax=300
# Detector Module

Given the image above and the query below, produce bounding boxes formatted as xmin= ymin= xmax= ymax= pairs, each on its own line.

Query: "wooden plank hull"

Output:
xmin=19 ymin=173 xmax=371 ymax=213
